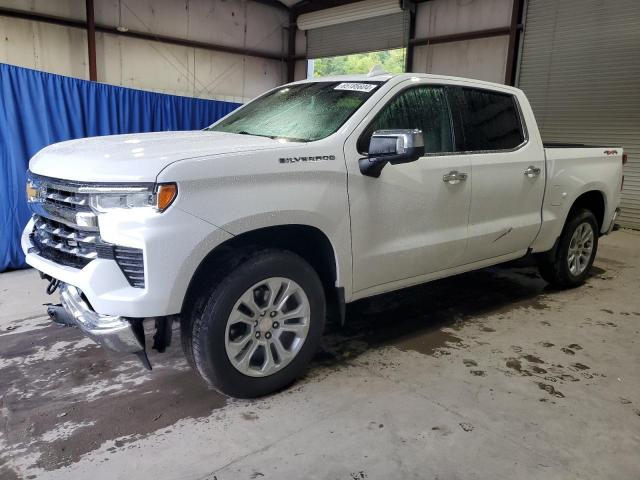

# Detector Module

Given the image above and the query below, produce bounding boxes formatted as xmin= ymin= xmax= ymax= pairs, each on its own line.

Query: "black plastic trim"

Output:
xmin=97 ymin=243 xmax=145 ymax=288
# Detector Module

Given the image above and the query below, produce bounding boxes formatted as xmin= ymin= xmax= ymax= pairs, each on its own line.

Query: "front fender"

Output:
xmin=159 ymin=150 xmax=353 ymax=299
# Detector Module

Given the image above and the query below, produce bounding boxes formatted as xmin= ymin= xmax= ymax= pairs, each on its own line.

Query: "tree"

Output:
xmin=313 ymin=48 xmax=406 ymax=77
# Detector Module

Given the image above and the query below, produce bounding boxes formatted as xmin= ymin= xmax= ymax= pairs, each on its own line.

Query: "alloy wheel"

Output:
xmin=224 ymin=277 xmax=311 ymax=377
xmin=567 ymin=222 xmax=594 ymax=276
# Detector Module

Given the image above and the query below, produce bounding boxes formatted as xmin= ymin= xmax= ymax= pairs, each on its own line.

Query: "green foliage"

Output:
xmin=313 ymin=48 xmax=406 ymax=77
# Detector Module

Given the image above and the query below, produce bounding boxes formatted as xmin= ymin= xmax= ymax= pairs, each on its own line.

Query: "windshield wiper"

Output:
xmin=275 ymin=137 xmax=310 ymax=143
xmin=236 ymin=130 xmax=274 ymax=139
xmin=236 ymin=131 xmax=309 ymax=143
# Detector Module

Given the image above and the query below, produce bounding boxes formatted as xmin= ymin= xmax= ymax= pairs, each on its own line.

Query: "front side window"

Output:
xmin=358 ymin=86 xmax=454 ymax=154
xmin=207 ymin=82 xmax=381 ymax=142
xmin=448 ymin=87 xmax=525 ymax=151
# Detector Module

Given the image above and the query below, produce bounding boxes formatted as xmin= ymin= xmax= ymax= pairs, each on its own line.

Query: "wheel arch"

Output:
xmin=566 ymin=189 xmax=606 ymax=232
xmin=539 ymin=188 xmax=607 ymax=257
xmin=180 ymin=223 xmax=344 ymax=324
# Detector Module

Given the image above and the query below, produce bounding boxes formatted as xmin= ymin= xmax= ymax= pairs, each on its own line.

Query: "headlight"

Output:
xmin=90 ymin=191 xmax=152 ymax=211
xmin=89 ymin=183 xmax=177 ymax=213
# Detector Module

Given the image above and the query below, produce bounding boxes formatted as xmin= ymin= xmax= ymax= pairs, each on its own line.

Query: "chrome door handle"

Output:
xmin=524 ymin=165 xmax=541 ymax=178
xmin=443 ymin=170 xmax=468 ymax=185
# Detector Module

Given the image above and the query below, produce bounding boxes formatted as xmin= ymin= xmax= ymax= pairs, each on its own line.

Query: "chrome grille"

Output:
xmin=27 ymin=173 xmax=146 ymax=288
xmin=28 ymin=174 xmax=99 ymax=269
xmin=44 ymin=190 xmax=88 ymax=207
xmin=31 ymin=216 xmax=98 ymax=265
xmin=28 ymin=175 xmax=99 ymax=231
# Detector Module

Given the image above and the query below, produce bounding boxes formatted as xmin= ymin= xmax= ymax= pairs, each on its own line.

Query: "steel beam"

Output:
xmin=86 ymin=0 xmax=97 ymax=81
xmin=404 ymin=5 xmax=417 ymax=73
xmin=287 ymin=11 xmax=297 ymax=82
xmin=409 ymin=26 xmax=512 ymax=47
xmin=505 ymin=0 xmax=525 ymax=85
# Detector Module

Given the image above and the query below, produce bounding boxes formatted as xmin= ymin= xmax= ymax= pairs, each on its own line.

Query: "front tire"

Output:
xmin=537 ymin=209 xmax=599 ymax=288
xmin=189 ymin=249 xmax=325 ymax=398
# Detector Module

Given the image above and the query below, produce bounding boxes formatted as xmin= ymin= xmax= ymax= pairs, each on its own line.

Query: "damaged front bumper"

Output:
xmin=59 ymin=283 xmax=144 ymax=354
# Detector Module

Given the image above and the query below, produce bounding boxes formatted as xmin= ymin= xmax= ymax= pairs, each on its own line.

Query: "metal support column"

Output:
xmin=86 ymin=0 xmax=97 ymax=81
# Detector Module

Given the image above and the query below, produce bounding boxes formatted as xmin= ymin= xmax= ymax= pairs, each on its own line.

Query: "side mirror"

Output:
xmin=359 ymin=129 xmax=425 ymax=178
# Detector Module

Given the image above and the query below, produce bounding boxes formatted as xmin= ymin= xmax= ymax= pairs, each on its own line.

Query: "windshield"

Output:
xmin=206 ymin=81 xmax=382 ymax=142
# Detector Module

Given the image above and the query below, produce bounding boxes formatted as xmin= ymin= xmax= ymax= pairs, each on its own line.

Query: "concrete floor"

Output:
xmin=1 ymin=230 xmax=639 ymax=480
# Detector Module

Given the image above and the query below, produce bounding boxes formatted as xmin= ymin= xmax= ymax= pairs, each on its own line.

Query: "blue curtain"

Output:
xmin=0 ymin=63 xmax=241 ymax=272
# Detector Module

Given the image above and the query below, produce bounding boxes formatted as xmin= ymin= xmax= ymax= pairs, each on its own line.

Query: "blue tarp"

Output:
xmin=0 ymin=63 xmax=241 ymax=271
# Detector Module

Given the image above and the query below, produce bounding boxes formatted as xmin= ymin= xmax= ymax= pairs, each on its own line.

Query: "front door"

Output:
xmin=345 ymin=83 xmax=472 ymax=294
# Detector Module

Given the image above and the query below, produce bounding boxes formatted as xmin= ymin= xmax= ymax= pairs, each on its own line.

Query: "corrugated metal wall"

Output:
xmin=299 ymin=0 xmax=407 ymax=59
xmin=297 ymin=0 xmax=401 ymax=30
xmin=306 ymin=12 xmax=409 ymax=59
xmin=518 ymin=0 xmax=640 ymax=229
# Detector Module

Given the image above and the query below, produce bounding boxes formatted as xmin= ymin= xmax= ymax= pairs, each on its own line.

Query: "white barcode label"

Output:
xmin=334 ymin=82 xmax=378 ymax=93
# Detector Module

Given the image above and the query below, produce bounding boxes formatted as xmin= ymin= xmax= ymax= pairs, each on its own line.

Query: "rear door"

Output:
xmin=447 ymin=87 xmax=545 ymax=262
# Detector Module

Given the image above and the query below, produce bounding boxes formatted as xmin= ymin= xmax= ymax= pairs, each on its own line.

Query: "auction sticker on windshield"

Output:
xmin=334 ymin=82 xmax=378 ymax=93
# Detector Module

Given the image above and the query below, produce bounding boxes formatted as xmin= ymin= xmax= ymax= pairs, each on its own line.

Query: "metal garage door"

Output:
xmin=517 ymin=0 xmax=640 ymax=229
xmin=298 ymin=0 xmax=409 ymax=59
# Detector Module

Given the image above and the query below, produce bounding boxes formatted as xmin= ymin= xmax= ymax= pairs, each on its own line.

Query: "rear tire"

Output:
xmin=537 ymin=209 xmax=599 ymax=288
xmin=187 ymin=249 xmax=325 ymax=398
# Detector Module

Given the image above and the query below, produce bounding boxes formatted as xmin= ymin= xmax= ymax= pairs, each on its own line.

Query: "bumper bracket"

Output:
xmin=47 ymin=303 xmax=76 ymax=326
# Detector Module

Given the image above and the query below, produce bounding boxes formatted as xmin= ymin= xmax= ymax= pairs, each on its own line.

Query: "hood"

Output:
xmin=29 ymin=131 xmax=282 ymax=183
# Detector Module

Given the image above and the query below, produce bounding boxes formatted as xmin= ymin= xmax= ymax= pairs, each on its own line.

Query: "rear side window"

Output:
xmin=448 ymin=87 xmax=525 ymax=152
xmin=357 ymin=86 xmax=454 ymax=154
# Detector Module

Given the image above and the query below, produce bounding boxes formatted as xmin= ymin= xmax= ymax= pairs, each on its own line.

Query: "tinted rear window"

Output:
xmin=449 ymin=87 xmax=525 ymax=151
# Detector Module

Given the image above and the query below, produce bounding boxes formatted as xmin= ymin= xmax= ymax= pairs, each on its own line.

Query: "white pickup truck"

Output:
xmin=22 ymin=72 xmax=623 ymax=397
